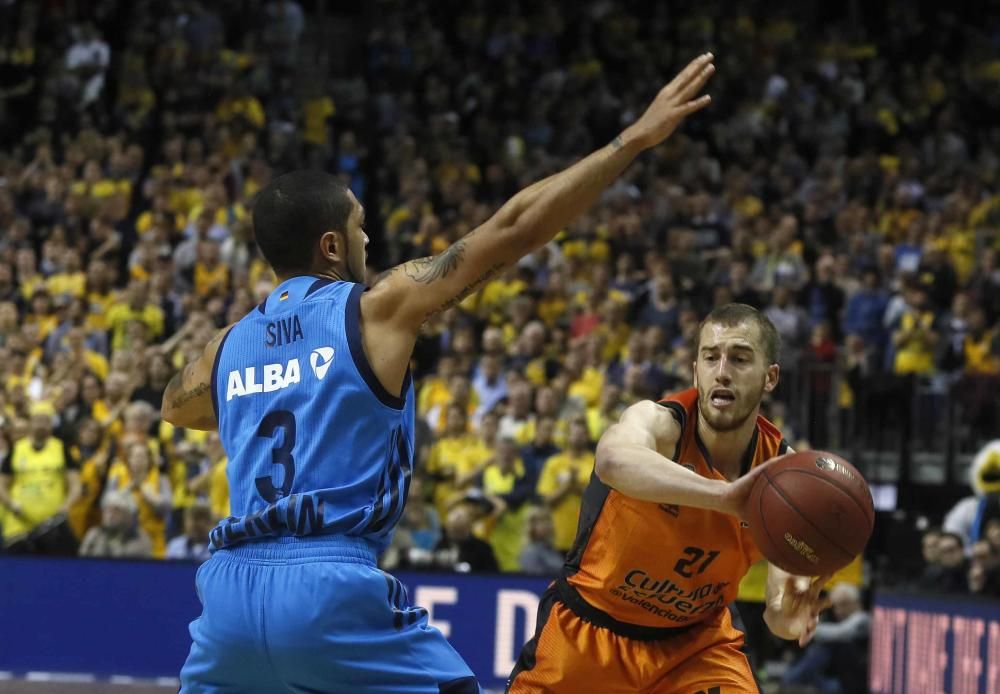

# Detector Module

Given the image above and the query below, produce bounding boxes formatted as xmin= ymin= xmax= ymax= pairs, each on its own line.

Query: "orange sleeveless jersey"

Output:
xmin=563 ymin=388 xmax=787 ymax=633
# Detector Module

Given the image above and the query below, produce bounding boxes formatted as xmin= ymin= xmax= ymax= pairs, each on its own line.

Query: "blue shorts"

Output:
xmin=180 ymin=535 xmax=480 ymax=693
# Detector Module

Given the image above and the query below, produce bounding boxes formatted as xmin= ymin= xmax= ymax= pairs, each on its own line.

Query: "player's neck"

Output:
xmin=275 ymin=268 xmax=349 ymax=285
xmin=696 ymin=410 xmax=758 ymax=481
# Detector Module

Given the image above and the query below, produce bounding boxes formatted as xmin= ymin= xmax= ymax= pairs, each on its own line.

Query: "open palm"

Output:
xmin=628 ymin=53 xmax=716 ymax=150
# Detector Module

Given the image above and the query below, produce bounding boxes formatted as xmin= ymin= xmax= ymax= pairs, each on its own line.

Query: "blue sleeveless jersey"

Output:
xmin=208 ymin=276 xmax=414 ymax=553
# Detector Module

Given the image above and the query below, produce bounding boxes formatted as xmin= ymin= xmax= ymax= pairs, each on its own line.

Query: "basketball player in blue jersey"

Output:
xmin=161 ymin=54 xmax=716 ymax=693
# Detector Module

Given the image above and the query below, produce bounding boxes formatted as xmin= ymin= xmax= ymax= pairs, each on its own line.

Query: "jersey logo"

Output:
xmin=659 ymin=504 xmax=680 ymax=517
xmin=226 ymin=359 xmax=301 ymax=401
xmin=310 ymin=347 xmax=335 ymax=380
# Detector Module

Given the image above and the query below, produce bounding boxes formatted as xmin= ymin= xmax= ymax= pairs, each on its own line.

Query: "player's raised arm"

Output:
xmin=595 ymin=399 xmax=748 ymax=512
xmin=363 ymin=53 xmax=715 ymax=334
xmin=161 ymin=325 xmax=234 ymax=431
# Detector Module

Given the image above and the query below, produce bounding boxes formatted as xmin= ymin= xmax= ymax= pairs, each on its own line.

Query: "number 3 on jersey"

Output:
xmin=254 ymin=410 xmax=296 ymax=502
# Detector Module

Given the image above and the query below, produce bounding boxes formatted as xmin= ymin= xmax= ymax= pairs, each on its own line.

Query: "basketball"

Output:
xmin=747 ymin=450 xmax=875 ymax=576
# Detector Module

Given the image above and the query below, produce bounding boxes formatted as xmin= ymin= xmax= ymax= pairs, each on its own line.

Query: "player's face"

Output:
xmin=344 ymin=192 xmax=369 ymax=284
xmin=693 ymin=321 xmax=778 ymax=433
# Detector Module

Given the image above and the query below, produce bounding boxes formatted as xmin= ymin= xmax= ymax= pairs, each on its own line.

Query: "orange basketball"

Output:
xmin=747 ymin=450 xmax=875 ymax=576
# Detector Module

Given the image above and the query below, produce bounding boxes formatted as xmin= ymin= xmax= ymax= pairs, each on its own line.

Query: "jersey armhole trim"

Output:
xmin=210 ymin=325 xmax=235 ymax=420
xmin=738 ymin=426 xmax=761 ymax=477
xmin=345 ymin=283 xmax=407 ymax=410
xmin=778 ymin=438 xmax=790 ymax=456
xmin=656 ymin=400 xmax=686 ymax=462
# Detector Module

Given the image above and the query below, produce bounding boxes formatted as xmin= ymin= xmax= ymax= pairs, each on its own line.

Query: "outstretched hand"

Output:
xmin=626 ymin=53 xmax=715 ymax=150
xmin=716 ymin=456 xmax=770 ymax=520
xmin=717 ymin=451 xmax=800 ymax=521
xmin=774 ymin=574 xmax=833 ymax=647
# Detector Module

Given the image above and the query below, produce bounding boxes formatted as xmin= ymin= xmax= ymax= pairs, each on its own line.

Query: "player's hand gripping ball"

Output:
xmin=746 ymin=451 xmax=875 ymax=576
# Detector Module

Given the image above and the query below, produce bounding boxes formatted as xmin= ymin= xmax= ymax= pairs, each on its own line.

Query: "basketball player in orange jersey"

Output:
xmin=507 ymin=304 xmax=832 ymax=693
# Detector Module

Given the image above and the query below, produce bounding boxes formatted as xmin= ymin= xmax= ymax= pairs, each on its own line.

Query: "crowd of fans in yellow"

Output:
xmin=0 ymin=1 xmax=998 ymax=585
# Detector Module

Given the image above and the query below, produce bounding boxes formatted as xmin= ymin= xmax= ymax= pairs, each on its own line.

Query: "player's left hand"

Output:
xmin=773 ymin=574 xmax=832 ymax=647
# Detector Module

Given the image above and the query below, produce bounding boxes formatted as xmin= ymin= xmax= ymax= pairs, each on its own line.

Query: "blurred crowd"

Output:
xmin=914 ymin=524 xmax=1000 ymax=598
xmin=0 ymin=0 xmax=998 ymax=580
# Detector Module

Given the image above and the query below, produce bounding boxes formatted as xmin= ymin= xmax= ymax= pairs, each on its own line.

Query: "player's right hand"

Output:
xmin=624 ymin=53 xmax=715 ymax=150
xmin=718 ymin=451 xmax=799 ymax=521
xmin=717 ymin=457 xmax=771 ymax=520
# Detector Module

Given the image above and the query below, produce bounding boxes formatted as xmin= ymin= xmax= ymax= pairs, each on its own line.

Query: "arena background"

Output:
xmin=0 ymin=0 xmax=998 ymax=691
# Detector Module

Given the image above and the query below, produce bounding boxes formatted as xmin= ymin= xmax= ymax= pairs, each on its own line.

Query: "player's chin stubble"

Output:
xmin=697 ymin=389 xmax=760 ymax=433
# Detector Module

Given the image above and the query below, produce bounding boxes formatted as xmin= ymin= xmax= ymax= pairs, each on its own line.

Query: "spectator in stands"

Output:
xmin=635 ymin=271 xmax=679 ymax=338
xmin=64 ymin=23 xmax=110 ymax=110
xmin=585 ymin=383 xmax=623 ymax=444
xmin=804 ymin=321 xmax=837 ymax=448
xmin=471 ymin=352 xmax=508 ymax=424
xmin=800 ymin=255 xmax=845 ymax=339
xmin=105 ymin=279 xmax=164 ymax=352
xmin=890 ymin=281 xmax=939 ymax=376
xmin=67 ymin=417 xmax=114 ymax=540
xmin=937 ymin=291 xmax=974 ymax=375
xmin=477 ymin=435 xmax=531 ymax=572
xmin=607 ymin=330 xmax=669 ymax=398
xmin=79 ymin=489 xmax=152 ymax=559
xmin=969 ymin=249 xmax=1000 ymax=323
xmin=0 ymin=402 xmax=80 ymax=550
xmin=432 ymin=504 xmax=498 ymax=574
xmin=751 ymin=216 xmax=808 ymax=292
xmin=380 ymin=476 xmax=441 ymax=571
xmin=426 ymin=404 xmax=487 ymax=520
xmin=968 ymin=540 xmax=1000 ymax=597
xmin=781 ymin=583 xmax=871 ymax=694
xmin=520 ymin=415 xmax=559 ymax=490
xmin=105 ymin=441 xmax=171 ymax=559
xmin=165 ymin=501 xmax=213 ymax=562
xmin=499 ymin=380 xmax=534 ymax=444
xmin=917 ymin=531 xmax=968 ymax=593
xmin=957 ymin=309 xmax=1000 ymax=441
xmin=764 ymin=284 xmax=810 ymax=398
xmin=920 ymin=527 xmax=943 ymax=566
xmin=537 ymin=417 xmax=594 ymax=553
xmin=519 ymin=507 xmax=565 ymax=576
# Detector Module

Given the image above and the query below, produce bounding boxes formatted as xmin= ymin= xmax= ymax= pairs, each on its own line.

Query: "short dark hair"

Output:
xmin=696 ymin=303 xmax=781 ymax=364
xmin=251 ymin=170 xmax=353 ymax=274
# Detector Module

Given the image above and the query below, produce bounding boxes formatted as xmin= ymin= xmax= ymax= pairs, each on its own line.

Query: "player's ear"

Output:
xmin=319 ymin=230 xmax=344 ymax=263
xmin=763 ymin=363 xmax=780 ymax=393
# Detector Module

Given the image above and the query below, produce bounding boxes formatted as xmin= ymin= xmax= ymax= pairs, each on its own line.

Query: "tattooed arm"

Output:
xmin=161 ymin=325 xmax=234 ymax=431
xmin=360 ymin=53 xmax=715 ymax=399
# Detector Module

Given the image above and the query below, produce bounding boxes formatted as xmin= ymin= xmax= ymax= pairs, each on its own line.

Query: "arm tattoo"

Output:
xmin=610 ymin=135 xmax=624 ymax=152
xmin=403 ymin=239 xmax=467 ymax=283
xmin=373 ymin=266 xmax=399 ymax=286
xmin=166 ymin=363 xmax=209 ymax=410
xmin=430 ymin=260 xmax=506 ymax=317
xmin=169 ymin=382 xmax=210 ymax=409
